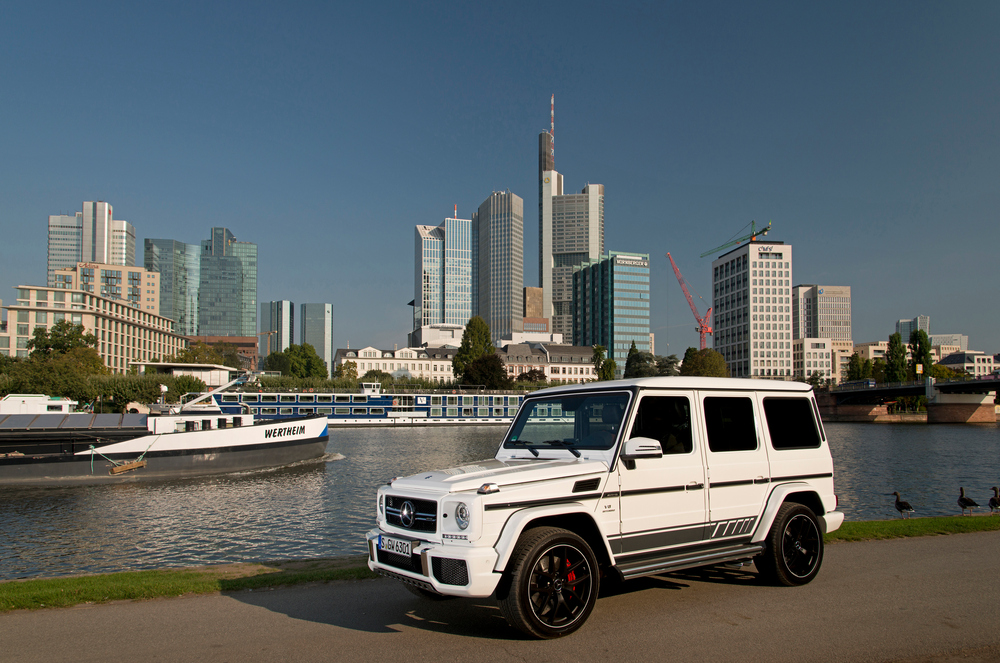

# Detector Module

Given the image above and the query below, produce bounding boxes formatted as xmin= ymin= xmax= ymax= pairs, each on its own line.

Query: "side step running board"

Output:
xmin=616 ymin=543 xmax=765 ymax=580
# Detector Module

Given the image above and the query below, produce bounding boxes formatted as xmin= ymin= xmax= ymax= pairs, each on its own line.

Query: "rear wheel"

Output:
xmin=756 ymin=503 xmax=824 ymax=586
xmin=496 ymin=527 xmax=600 ymax=639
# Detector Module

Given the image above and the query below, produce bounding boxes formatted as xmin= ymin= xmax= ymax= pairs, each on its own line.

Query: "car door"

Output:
xmin=700 ymin=391 xmax=771 ymax=540
xmin=615 ymin=391 xmax=708 ymax=557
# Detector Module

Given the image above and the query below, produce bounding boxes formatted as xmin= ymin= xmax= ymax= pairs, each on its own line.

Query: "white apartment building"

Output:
xmin=1 ymin=285 xmax=186 ymax=372
xmin=712 ymin=241 xmax=792 ymax=378
xmin=794 ymin=337 xmax=835 ymax=381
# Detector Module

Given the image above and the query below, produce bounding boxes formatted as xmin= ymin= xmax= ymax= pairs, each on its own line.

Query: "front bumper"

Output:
xmin=366 ymin=528 xmax=501 ymax=598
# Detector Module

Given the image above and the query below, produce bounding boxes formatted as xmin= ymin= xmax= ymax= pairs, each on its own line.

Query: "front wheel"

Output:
xmin=496 ymin=527 xmax=600 ymax=639
xmin=756 ymin=503 xmax=824 ymax=586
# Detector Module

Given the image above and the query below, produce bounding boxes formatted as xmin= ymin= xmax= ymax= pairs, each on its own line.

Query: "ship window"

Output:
xmin=335 ymin=407 xmax=350 ymax=415
xmin=431 ymin=407 xmax=442 ymax=416
xmin=317 ymin=407 xmax=333 ymax=414
xmin=352 ymin=407 xmax=367 ymax=415
xmin=493 ymin=408 xmax=504 ymax=417
xmin=431 ymin=396 xmax=442 ymax=406
xmin=446 ymin=407 xmax=458 ymax=417
xmin=261 ymin=395 xmax=277 ymax=403
xmin=260 ymin=407 xmax=277 ymax=415
xmin=299 ymin=395 xmax=315 ymax=403
xmin=353 ymin=395 xmax=368 ymax=403
xmin=221 ymin=395 xmax=239 ymax=403
xmin=478 ymin=408 xmax=489 ymax=417
xmin=280 ymin=395 xmax=295 ymax=403
xmin=298 ymin=408 xmax=315 ymax=415
xmin=370 ymin=408 xmax=385 ymax=415
xmin=279 ymin=408 xmax=293 ymax=415
xmin=335 ymin=395 xmax=350 ymax=403
xmin=317 ymin=395 xmax=332 ymax=403
xmin=243 ymin=394 xmax=259 ymax=403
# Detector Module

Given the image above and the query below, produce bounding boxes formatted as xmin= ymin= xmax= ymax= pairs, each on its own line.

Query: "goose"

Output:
xmin=958 ymin=487 xmax=979 ymax=516
xmin=989 ymin=487 xmax=999 ymax=515
xmin=892 ymin=491 xmax=914 ymax=519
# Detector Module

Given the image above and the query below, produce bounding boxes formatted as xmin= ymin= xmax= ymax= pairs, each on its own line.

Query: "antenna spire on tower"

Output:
xmin=550 ymin=94 xmax=555 ymax=162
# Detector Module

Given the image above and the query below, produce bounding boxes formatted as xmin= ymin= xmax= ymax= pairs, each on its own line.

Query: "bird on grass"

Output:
xmin=891 ymin=492 xmax=914 ymax=519
xmin=958 ymin=487 xmax=979 ymax=516
xmin=989 ymin=487 xmax=1000 ymax=515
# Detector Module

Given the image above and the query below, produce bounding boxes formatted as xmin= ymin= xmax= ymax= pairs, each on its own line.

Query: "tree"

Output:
xmin=885 ymin=333 xmax=907 ymax=383
xmin=516 ymin=368 xmax=547 ymax=383
xmin=360 ymin=369 xmax=393 ymax=385
xmin=453 ymin=316 xmax=494 ymax=378
xmin=679 ymin=347 xmax=729 ymax=377
xmin=655 ymin=354 xmax=680 ymax=376
xmin=862 ymin=358 xmax=873 ymax=379
xmin=597 ymin=358 xmax=617 ymax=381
xmin=930 ymin=364 xmax=961 ymax=380
xmin=871 ymin=357 xmax=886 ymax=384
xmin=27 ymin=320 xmax=98 ymax=357
xmin=623 ymin=350 xmax=658 ymax=379
xmin=263 ymin=351 xmax=291 ymax=376
xmin=285 ymin=344 xmax=329 ymax=378
xmin=463 ymin=354 xmax=512 ymax=390
xmin=334 ymin=360 xmax=358 ymax=381
xmin=846 ymin=352 xmax=864 ymax=380
xmin=908 ymin=329 xmax=932 ymax=381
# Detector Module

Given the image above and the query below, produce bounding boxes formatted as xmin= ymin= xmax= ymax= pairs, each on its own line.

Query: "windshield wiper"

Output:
xmin=544 ymin=439 xmax=581 ymax=458
xmin=506 ymin=440 xmax=540 ymax=456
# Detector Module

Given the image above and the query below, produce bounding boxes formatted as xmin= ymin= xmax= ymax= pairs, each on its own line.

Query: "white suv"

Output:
xmin=367 ymin=377 xmax=843 ymax=638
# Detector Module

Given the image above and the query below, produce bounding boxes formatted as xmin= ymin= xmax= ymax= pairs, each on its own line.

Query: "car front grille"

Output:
xmin=385 ymin=495 xmax=437 ymax=533
xmin=432 ymin=557 xmax=469 ymax=586
xmin=377 ymin=548 xmax=424 ymax=574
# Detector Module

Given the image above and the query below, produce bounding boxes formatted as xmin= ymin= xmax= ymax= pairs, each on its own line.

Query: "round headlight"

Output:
xmin=455 ymin=502 xmax=471 ymax=530
xmin=378 ymin=493 xmax=384 ymax=516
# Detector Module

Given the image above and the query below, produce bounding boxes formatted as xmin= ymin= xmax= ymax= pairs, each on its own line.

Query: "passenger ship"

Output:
xmin=207 ymin=383 xmax=525 ymax=427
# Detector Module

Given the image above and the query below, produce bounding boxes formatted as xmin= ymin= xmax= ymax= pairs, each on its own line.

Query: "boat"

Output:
xmin=0 ymin=376 xmax=329 ymax=486
xmin=204 ymin=382 xmax=525 ymax=427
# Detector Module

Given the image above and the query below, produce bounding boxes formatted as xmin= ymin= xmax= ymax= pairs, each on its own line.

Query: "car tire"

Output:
xmin=756 ymin=502 xmax=824 ymax=586
xmin=496 ymin=526 xmax=600 ymax=639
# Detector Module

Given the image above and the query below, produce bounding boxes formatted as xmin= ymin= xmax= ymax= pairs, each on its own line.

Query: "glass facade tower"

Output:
xmin=144 ymin=239 xmax=201 ymax=335
xmin=301 ymin=303 xmax=334 ymax=377
xmin=573 ymin=251 xmax=650 ymax=376
xmin=414 ymin=216 xmax=472 ymax=330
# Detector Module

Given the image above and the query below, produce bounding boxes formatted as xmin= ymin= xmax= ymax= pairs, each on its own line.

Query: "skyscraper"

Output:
xmin=144 ymin=227 xmax=257 ymax=338
xmin=712 ymin=241 xmax=793 ymax=378
xmin=573 ymin=251 xmax=651 ymax=376
xmin=198 ymin=228 xmax=257 ymax=337
xmin=301 ymin=303 xmax=334 ymax=377
xmin=792 ymin=284 xmax=852 ymax=382
xmin=538 ymin=101 xmax=604 ymax=344
xmin=896 ymin=315 xmax=930 ymax=340
xmin=144 ymin=239 xmax=201 ymax=335
xmin=47 ymin=201 xmax=135 ymax=286
xmin=259 ymin=300 xmax=294 ymax=357
xmin=473 ymin=190 xmax=524 ymax=342
xmin=414 ymin=214 xmax=472 ymax=331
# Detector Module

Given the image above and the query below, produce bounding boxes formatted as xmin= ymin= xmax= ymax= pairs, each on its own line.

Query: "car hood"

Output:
xmin=388 ymin=457 xmax=608 ymax=494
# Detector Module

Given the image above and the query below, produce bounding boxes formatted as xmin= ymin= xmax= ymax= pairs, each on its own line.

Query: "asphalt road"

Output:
xmin=3 ymin=531 xmax=1000 ymax=663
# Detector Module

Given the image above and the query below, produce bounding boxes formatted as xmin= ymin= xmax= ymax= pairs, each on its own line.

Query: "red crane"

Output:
xmin=666 ymin=252 xmax=713 ymax=350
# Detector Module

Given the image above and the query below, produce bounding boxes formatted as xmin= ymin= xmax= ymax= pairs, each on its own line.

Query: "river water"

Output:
xmin=1 ymin=422 xmax=997 ymax=581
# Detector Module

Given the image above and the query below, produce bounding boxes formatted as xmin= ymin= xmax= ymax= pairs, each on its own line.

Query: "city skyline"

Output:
xmin=2 ymin=3 xmax=998 ymax=355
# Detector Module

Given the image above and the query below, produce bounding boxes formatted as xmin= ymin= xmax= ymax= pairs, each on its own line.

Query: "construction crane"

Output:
xmin=666 ymin=252 xmax=713 ymax=350
xmin=700 ymin=220 xmax=772 ymax=258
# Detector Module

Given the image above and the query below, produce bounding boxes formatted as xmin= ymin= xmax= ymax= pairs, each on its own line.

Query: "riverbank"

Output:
xmin=4 ymin=515 xmax=1000 ymax=613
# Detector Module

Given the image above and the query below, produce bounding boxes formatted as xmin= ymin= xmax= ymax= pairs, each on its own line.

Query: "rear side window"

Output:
xmin=704 ymin=397 xmax=757 ymax=452
xmin=763 ymin=398 xmax=822 ymax=449
xmin=630 ymin=396 xmax=693 ymax=454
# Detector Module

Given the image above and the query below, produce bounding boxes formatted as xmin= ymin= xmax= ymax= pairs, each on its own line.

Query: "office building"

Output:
xmin=413 ymin=214 xmax=472 ymax=333
xmin=146 ymin=228 xmax=257 ymax=338
xmin=929 ymin=333 xmax=968 ymax=353
xmin=0 ymin=285 xmax=186 ymax=372
xmin=199 ymin=228 xmax=257 ymax=337
xmin=301 ymin=303 xmax=334 ymax=377
xmin=573 ymin=251 xmax=650 ymax=377
xmin=896 ymin=315 xmax=930 ymax=340
xmin=473 ymin=190 xmax=524 ymax=342
xmin=47 ymin=201 xmax=135 ymax=286
xmin=52 ymin=262 xmax=160 ymax=315
xmin=792 ymin=284 xmax=852 ymax=382
xmin=538 ymin=105 xmax=604 ymax=344
xmin=144 ymin=239 xmax=201 ymax=335
xmin=259 ymin=300 xmax=295 ymax=358
xmin=712 ymin=241 xmax=791 ymax=378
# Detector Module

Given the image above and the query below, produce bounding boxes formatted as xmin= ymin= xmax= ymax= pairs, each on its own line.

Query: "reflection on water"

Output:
xmin=1 ymin=422 xmax=997 ymax=581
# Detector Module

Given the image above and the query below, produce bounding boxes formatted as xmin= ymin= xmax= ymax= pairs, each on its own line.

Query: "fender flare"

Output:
xmin=751 ymin=482 xmax=821 ymax=543
xmin=491 ymin=503 xmax=614 ymax=572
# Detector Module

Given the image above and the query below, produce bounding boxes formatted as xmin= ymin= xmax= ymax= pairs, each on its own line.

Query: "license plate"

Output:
xmin=379 ymin=534 xmax=412 ymax=556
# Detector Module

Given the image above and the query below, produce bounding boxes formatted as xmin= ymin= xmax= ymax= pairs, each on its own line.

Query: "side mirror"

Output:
xmin=620 ymin=436 xmax=663 ymax=460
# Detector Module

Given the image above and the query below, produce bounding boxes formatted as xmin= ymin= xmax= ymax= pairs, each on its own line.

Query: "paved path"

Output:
xmin=3 ymin=531 xmax=1000 ymax=663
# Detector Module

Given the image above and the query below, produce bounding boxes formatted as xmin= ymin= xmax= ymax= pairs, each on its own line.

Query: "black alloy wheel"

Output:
xmin=756 ymin=502 xmax=824 ymax=586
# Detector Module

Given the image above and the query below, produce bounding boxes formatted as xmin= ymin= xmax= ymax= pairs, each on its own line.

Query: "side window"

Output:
xmin=763 ymin=398 xmax=821 ymax=449
xmin=704 ymin=397 xmax=757 ymax=452
xmin=630 ymin=396 xmax=692 ymax=454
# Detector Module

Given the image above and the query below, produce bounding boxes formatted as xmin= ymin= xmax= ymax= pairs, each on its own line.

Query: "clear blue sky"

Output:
xmin=2 ymin=1 xmax=998 ymax=355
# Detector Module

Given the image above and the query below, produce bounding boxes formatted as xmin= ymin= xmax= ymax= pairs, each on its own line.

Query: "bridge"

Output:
xmin=817 ymin=376 xmax=999 ymax=423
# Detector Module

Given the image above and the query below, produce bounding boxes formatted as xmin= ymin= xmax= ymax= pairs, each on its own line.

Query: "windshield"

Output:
xmin=504 ymin=391 xmax=631 ymax=453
